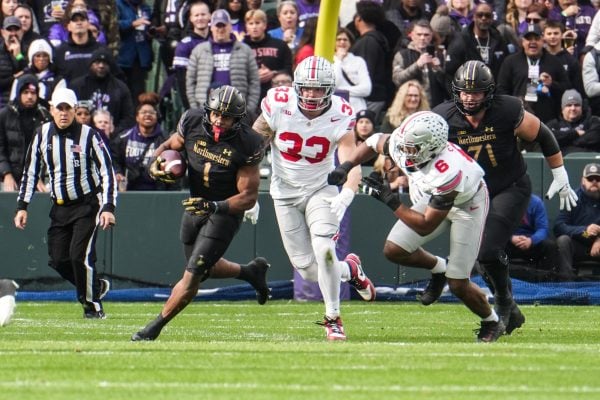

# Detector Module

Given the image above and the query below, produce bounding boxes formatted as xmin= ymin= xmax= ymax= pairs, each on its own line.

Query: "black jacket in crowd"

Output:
xmin=70 ymin=73 xmax=136 ymax=135
xmin=547 ymin=109 xmax=600 ymax=154
xmin=496 ymin=49 xmax=571 ymax=123
xmin=0 ymin=101 xmax=51 ymax=183
xmin=445 ymin=23 xmax=509 ymax=79
xmin=53 ymin=36 xmax=105 ymax=84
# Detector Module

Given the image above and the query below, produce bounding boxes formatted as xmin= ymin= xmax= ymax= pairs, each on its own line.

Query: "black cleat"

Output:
xmin=131 ymin=325 xmax=162 ymax=341
xmin=245 ymin=257 xmax=271 ymax=305
xmin=417 ymin=273 xmax=447 ymax=305
xmin=84 ymin=309 xmax=106 ymax=319
xmin=475 ymin=319 xmax=505 ymax=343
xmin=496 ymin=301 xmax=525 ymax=335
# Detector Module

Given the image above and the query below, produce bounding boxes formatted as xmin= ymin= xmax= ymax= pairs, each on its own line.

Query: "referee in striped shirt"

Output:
xmin=14 ymin=88 xmax=117 ymax=319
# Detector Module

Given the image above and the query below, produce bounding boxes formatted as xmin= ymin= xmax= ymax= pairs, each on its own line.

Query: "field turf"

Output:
xmin=1 ymin=301 xmax=599 ymax=400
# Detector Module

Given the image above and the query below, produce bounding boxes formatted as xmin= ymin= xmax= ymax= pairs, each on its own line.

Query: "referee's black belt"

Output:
xmin=52 ymin=191 xmax=97 ymax=206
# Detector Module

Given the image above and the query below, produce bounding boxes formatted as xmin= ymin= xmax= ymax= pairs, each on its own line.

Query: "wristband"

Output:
xmin=15 ymin=53 xmax=23 ymax=61
xmin=214 ymin=200 xmax=229 ymax=214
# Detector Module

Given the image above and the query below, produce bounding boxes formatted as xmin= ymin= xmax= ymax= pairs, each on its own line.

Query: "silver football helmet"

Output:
xmin=389 ymin=111 xmax=448 ymax=166
xmin=293 ymin=56 xmax=335 ymax=111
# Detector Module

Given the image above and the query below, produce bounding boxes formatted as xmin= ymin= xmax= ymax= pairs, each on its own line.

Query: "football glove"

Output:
xmin=149 ymin=155 xmax=176 ymax=184
xmin=182 ymin=197 xmax=218 ymax=217
xmin=361 ymin=176 xmax=402 ymax=212
xmin=327 ymin=161 xmax=354 ymax=186
xmin=243 ymin=201 xmax=260 ymax=225
xmin=546 ymin=166 xmax=578 ymax=211
xmin=324 ymin=187 xmax=355 ymax=223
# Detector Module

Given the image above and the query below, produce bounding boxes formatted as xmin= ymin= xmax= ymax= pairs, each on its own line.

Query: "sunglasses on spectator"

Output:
xmin=526 ymin=17 xmax=542 ymax=23
xmin=586 ymin=176 xmax=600 ymax=182
xmin=475 ymin=12 xmax=493 ymax=19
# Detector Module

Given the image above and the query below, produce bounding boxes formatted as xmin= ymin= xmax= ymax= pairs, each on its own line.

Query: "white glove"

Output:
xmin=546 ymin=165 xmax=578 ymax=211
xmin=243 ymin=201 xmax=260 ymax=224
xmin=324 ymin=187 xmax=355 ymax=222
xmin=0 ymin=280 xmax=18 ymax=327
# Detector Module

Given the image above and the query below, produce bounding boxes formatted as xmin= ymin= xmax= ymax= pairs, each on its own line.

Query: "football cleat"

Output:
xmin=84 ymin=309 xmax=106 ymax=319
xmin=495 ymin=300 xmax=525 ymax=335
xmin=346 ymin=253 xmax=376 ymax=301
xmin=475 ymin=319 xmax=505 ymax=343
xmin=99 ymin=279 xmax=110 ymax=300
xmin=417 ymin=272 xmax=447 ymax=306
xmin=131 ymin=326 xmax=161 ymax=341
xmin=316 ymin=316 xmax=346 ymax=341
xmin=244 ymin=257 xmax=271 ymax=305
xmin=0 ymin=279 xmax=18 ymax=327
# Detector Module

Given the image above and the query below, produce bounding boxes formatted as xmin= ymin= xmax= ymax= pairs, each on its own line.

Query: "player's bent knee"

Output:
xmin=186 ymin=255 xmax=212 ymax=282
xmin=383 ymin=241 xmax=412 ymax=264
xmin=296 ymin=263 xmax=318 ymax=282
xmin=447 ymin=278 xmax=469 ymax=297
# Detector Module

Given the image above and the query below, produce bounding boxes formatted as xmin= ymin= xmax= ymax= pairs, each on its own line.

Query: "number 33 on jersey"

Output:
xmin=260 ymin=86 xmax=355 ymax=197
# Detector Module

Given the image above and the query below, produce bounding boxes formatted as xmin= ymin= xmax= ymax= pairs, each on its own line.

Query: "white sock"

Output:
xmin=340 ymin=261 xmax=351 ymax=282
xmin=431 ymin=256 xmax=447 ymax=274
xmin=482 ymin=310 xmax=499 ymax=322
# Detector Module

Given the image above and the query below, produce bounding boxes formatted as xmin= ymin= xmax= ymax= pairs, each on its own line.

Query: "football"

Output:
xmin=159 ymin=150 xmax=187 ymax=179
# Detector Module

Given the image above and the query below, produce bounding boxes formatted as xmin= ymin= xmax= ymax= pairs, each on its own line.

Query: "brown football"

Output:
xmin=160 ymin=150 xmax=187 ymax=178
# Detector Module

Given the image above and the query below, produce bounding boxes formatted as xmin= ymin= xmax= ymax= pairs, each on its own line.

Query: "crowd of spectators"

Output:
xmin=2 ymin=0 xmax=600 ymax=279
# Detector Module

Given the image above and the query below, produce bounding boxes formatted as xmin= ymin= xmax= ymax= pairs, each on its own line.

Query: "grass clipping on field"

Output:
xmin=1 ymin=301 xmax=600 ymax=400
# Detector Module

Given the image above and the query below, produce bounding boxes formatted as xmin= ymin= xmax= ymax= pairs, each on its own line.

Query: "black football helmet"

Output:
xmin=451 ymin=60 xmax=495 ymax=115
xmin=203 ymin=85 xmax=247 ymax=141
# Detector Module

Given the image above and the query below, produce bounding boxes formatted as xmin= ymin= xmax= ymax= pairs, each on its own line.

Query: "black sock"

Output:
xmin=482 ymin=262 xmax=512 ymax=303
xmin=145 ymin=314 xmax=168 ymax=332
xmin=237 ymin=263 xmax=253 ymax=282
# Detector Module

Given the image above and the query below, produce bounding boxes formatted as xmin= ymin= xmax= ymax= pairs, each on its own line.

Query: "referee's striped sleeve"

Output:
xmin=16 ymin=128 xmax=44 ymax=210
xmin=90 ymin=130 xmax=117 ymax=212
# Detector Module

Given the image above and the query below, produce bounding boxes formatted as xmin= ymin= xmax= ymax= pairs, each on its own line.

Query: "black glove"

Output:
xmin=361 ymin=176 xmax=402 ymax=211
xmin=148 ymin=155 xmax=176 ymax=184
xmin=182 ymin=197 xmax=217 ymax=217
xmin=327 ymin=161 xmax=354 ymax=186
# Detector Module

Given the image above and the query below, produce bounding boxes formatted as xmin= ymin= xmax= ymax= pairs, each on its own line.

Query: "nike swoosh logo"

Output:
xmin=331 ymin=117 xmax=341 ymax=122
xmin=469 ymin=206 xmax=479 ymax=211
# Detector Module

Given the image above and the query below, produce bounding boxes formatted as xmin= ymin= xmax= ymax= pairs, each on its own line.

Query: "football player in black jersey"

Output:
xmin=131 ymin=85 xmax=270 ymax=341
xmin=433 ymin=60 xmax=578 ymax=335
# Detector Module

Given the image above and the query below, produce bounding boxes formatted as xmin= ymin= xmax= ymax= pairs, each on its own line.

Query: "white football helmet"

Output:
xmin=389 ymin=111 xmax=448 ymax=166
xmin=293 ymin=56 xmax=335 ymax=111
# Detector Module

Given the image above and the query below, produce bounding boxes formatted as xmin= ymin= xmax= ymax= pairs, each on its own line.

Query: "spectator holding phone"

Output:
xmin=391 ymin=19 xmax=448 ymax=107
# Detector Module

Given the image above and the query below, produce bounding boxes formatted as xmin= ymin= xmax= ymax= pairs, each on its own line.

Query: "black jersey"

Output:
xmin=433 ymin=95 xmax=526 ymax=197
xmin=177 ymin=109 xmax=264 ymax=200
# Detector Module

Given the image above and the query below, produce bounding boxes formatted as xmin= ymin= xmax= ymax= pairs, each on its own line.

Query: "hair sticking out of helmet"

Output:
xmin=293 ymin=56 xmax=335 ymax=111
xmin=451 ymin=60 xmax=495 ymax=116
xmin=203 ymin=85 xmax=247 ymax=141
xmin=389 ymin=111 xmax=449 ymax=167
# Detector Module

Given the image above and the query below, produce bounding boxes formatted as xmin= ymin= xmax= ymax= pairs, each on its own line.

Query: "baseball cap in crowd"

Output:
xmin=430 ymin=14 xmax=453 ymax=38
xmin=211 ymin=9 xmax=231 ymax=26
xmin=51 ymin=88 xmax=78 ymax=108
xmin=561 ymin=89 xmax=583 ymax=109
xmin=356 ymin=109 xmax=376 ymax=125
xmin=583 ymin=163 xmax=600 ymax=178
xmin=3 ymin=16 xmax=21 ymax=30
xmin=522 ymin=23 xmax=542 ymax=38
xmin=70 ymin=7 xmax=88 ymax=20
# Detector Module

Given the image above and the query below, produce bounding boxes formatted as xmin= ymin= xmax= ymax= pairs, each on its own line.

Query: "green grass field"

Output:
xmin=1 ymin=301 xmax=600 ymax=400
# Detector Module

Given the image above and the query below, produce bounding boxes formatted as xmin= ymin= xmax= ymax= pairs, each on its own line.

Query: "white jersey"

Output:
xmin=394 ymin=142 xmax=485 ymax=206
xmin=261 ymin=86 xmax=354 ymax=199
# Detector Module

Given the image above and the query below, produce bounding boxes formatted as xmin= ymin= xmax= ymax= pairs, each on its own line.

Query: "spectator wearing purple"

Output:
xmin=186 ymin=9 xmax=259 ymax=117
xmin=110 ymin=92 xmax=171 ymax=191
xmin=48 ymin=3 xmax=106 ymax=47
xmin=548 ymin=0 xmax=596 ymax=58
xmin=172 ymin=0 xmax=211 ymax=109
